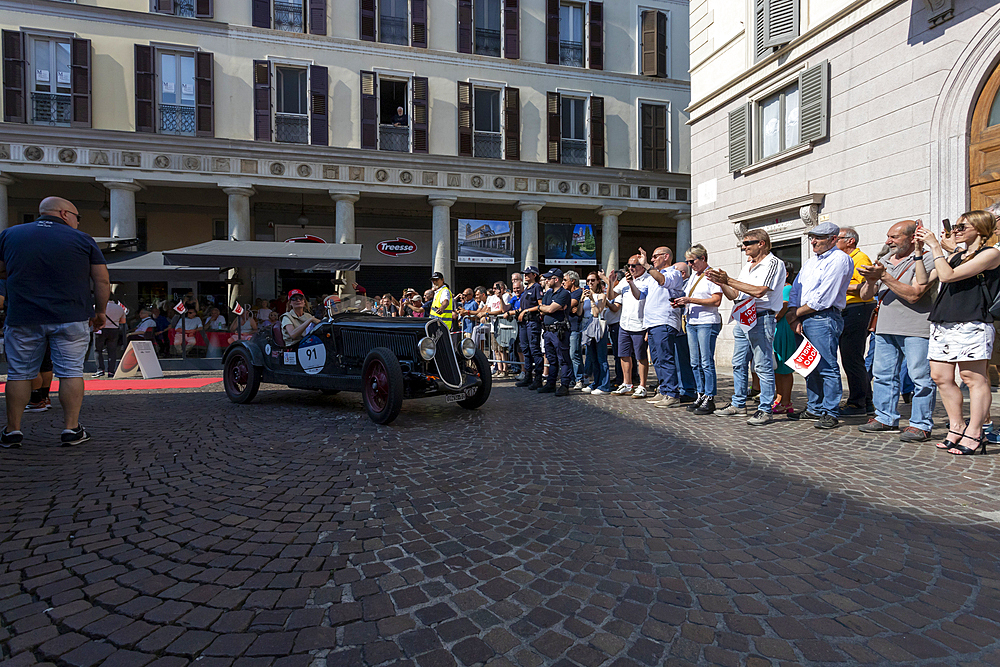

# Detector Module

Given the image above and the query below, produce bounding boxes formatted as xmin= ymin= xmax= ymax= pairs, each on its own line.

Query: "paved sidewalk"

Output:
xmin=1 ymin=378 xmax=1000 ymax=666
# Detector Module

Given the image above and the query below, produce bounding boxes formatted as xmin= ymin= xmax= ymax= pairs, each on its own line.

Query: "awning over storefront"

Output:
xmin=105 ymin=252 xmax=224 ymax=282
xmin=162 ymin=241 xmax=364 ymax=271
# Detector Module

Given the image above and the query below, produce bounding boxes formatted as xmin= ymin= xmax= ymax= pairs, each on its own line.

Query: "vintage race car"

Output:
xmin=221 ymin=312 xmax=492 ymax=424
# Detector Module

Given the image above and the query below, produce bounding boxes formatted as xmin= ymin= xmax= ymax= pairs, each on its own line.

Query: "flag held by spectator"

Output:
xmin=730 ymin=297 xmax=757 ymax=332
xmin=233 ymin=302 xmax=244 ymax=316
xmin=174 ymin=300 xmax=186 ymax=314
xmin=789 ymin=337 xmax=822 ymax=378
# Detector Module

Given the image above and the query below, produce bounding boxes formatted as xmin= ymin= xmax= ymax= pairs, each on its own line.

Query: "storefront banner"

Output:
xmin=457 ymin=219 xmax=517 ymax=264
xmin=544 ymin=224 xmax=597 ymax=266
xmin=358 ymin=229 xmax=432 ymax=266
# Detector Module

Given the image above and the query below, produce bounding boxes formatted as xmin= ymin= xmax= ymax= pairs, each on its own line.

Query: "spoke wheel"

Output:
xmin=457 ymin=349 xmax=492 ymax=410
xmin=223 ymin=347 xmax=261 ymax=404
xmin=362 ymin=347 xmax=404 ymax=424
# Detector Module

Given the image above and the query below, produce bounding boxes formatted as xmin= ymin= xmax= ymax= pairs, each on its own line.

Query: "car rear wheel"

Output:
xmin=224 ymin=347 xmax=261 ymax=404
xmin=458 ymin=349 xmax=492 ymax=410
xmin=362 ymin=347 xmax=404 ymax=424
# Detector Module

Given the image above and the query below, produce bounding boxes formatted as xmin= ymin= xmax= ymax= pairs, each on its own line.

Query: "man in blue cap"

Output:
xmin=538 ymin=268 xmax=573 ymax=396
xmin=515 ymin=266 xmax=545 ymax=389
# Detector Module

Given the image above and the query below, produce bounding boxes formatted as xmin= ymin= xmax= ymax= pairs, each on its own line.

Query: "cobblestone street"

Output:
xmin=2 ymin=377 xmax=1000 ymax=666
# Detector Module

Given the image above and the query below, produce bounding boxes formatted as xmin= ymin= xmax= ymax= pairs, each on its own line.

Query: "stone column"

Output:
xmin=598 ymin=207 xmax=624 ymax=274
xmin=223 ymin=186 xmax=255 ymax=305
xmin=101 ymin=180 xmax=142 ymax=239
xmin=0 ymin=174 xmax=15 ymax=231
xmin=675 ymin=214 xmax=691 ymax=259
xmin=516 ymin=200 xmax=544 ymax=269
xmin=331 ymin=191 xmax=360 ymax=297
xmin=429 ymin=196 xmax=456 ymax=286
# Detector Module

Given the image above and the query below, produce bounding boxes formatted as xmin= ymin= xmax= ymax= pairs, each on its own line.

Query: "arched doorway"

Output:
xmin=969 ymin=60 xmax=1000 ymax=209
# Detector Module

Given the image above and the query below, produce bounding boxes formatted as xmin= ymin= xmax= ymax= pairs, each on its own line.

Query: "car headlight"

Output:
xmin=418 ymin=337 xmax=436 ymax=361
xmin=461 ymin=337 xmax=477 ymax=359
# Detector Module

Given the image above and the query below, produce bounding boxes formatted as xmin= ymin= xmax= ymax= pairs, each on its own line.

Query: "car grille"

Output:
xmin=342 ymin=329 xmax=415 ymax=360
xmin=425 ymin=319 xmax=463 ymax=388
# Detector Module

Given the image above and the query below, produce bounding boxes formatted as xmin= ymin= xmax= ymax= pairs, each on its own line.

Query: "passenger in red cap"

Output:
xmin=281 ymin=289 xmax=320 ymax=345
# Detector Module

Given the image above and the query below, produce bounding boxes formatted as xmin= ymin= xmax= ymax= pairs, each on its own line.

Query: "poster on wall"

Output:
xmin=457 ymin=219 xmax=516 ymax=264
xmin=545 ymin=223 xmax=597 ymax=266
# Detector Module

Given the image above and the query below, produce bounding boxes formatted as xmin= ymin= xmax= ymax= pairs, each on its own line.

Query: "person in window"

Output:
xmin=392 ymin=106 xmax=408 ymax=126
xmin=282 ymin=289 xmax=321 ymax=346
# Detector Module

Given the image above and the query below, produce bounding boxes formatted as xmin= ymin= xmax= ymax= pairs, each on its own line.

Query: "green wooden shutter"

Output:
xmin=764 ymin=0 xmax=798 ymax=49
xmin=728 ymin=103 xmax=751 ymax=173
xmin=798 ymin=59 xmax=828 ymax=143
xmin=753 ymin=0 xmax=769 ymax=61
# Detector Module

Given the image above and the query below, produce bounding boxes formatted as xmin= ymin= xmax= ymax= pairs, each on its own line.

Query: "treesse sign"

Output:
xmin=377 ymin=238 xmax=418 ymax=257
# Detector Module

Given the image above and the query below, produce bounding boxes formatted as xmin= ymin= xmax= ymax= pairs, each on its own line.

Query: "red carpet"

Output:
xmin=0 ymin=378 xmax=222 ymax=392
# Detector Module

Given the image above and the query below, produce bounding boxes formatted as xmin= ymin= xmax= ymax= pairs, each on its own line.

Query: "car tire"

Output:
xmin=458 ymin=349 xmax=492 ymax=410
xmin=224 ymin=346 xmax=261 ymax=404
xmin=362 ymin=347 xmax=404 ymax=424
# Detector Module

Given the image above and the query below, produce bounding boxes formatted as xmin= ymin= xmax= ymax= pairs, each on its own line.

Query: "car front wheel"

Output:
xmin=224 ymin=347 xmax=261 ymax=404
xmin=362 ymin=347 xmax=404 ymax=424
xmin=458 ymin=349 xmax=492 ymax=410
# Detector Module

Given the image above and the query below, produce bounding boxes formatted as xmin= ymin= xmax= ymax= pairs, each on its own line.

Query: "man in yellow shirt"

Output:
xmin=837 ymin=227 xmax=876 ymax=416
xmin=429 ymin=272 xmax=454 ymax=331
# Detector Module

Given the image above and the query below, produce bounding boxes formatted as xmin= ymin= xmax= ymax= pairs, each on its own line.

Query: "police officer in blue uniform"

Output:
xmin=538 ymin=268 xmax=573 ymax=396
xmin=515 ymin=266 xmax=545 ymax=390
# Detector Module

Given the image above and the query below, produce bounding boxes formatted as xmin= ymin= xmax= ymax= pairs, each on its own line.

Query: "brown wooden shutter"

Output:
xmin=135 ymin=44 xmax=155 ymax=133
xmin=70 ymin=38 xmax=91 ymax=128
xmin=310 ymin=64 xmax=328 ymax=145
xmin=253 ymin=59 xmax=271 ymax=141
xmin=361 ymin=70 xmax=377 ymax=149
xmin=504 ymin=0 xmax=519 ymax=59
xmin=309 ymin=0 xmax=327 ymax=35
xmin=457 ymin=0 xmax=473 ymax=54
xmin=545 ymin=0 xmax=559 ymax=65
xmin=588 ymin=2 xmax=603 ymax=70
xmin=640 ymin=104 xmax=653 ymax=169
xmin=412 ymin=76 xmax=429 ymax=154
xmin=195 ymin=0 xmax=214 ymax=18
xmin=547 ymin=91 xmax=560 ymax=163
xmin=458 ymin=81 xmax=473 ymax=157
xmin=155 ymin=0 xmax=174 ymax=14
xmin=590 ymin=95 xmax=604 ymax=166
xmin=252 ymin=0 xmax=271 ymax=28
xmin=640 ymin=103 xmax=666 ymax=171
xmin=2 ymin=30 xmax=26 ymax=124
xmin=641 ymin=10 xmax=666 ymax=77
xmin=195 ymin=51 xmax=214 ymax=137
xmin=412 ymin=0 xmax=427 ymax=48
xmin=360 ymin=0 xmax=377 ymax=41
xmin=504 ymin=86 xmax=519 ymax=161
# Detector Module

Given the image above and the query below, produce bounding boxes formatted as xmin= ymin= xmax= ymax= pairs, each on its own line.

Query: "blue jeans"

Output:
xmin=569 ymin=330 xmax=585 ymax=383
xmin=648 ymin=325 xmax=679 ymax=397
xmin=585 ymin=331 xmax=611 ymax=392
xmin=687 ymin=322 xmax=721 ymax=396
xmin=801 ymin=310 xmax=845 ymax=416
xmin=866 ymin=331 xmax=913 ymax=393
xmin=669 ymin=325 xmax=696 ymax=396
xmin=732 ymin=311 xmax=776 ymax=412
xmin=4 ymin=321 xmax=91 ymax=381
xmin=872 ymin=334 xmax=935 ymax=431
xmin=608 ymin=322 xmax=624 ymax=386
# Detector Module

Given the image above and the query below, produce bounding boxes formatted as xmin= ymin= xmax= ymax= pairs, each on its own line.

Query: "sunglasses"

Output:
xmin=290 ymin=295 xmax=305 ymax=301
xmin=628 ymin=264 xmax=640 ymax=268
xmin=586 ymin=278 xmax=599 ymax=282
xmin=686 ymin=259 xmax=697 ymax=264
xmin=953 ymin=223 xmax=970 ymax=233
xmin=741 ymin=240 xmax=762 ymax=247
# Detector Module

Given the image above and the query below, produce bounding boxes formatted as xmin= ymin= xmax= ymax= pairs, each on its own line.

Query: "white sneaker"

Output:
xmin=631 ymin=386 xmax=648 ymax=398
xmin=646 ymin=393 xmax=666 ymax=404
xmin=612 ymin=384 xmax=634 ymax=395
xmin=91 ymin=370 xmax=105 ymax=378
xmin=591 ymin=389 xmax=607 ymax=395
xmin=572 ymin=381 xmax=585 ymax=391
xmin=581 ymin=387 xmax=593 ymax=394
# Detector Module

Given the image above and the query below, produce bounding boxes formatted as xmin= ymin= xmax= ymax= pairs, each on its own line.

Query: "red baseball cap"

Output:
xmin=287 ymin=289 xmax=305 ymax=299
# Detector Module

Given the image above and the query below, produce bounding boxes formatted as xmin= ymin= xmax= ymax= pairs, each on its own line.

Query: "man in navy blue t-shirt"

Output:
xmin=0 ymin=197 xmax=110 ymax=449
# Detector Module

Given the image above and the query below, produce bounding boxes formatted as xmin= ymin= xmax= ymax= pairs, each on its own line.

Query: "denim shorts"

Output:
xmin=4 ymin=321 xmax=91 ymax=381
xmin=618 ymin=328 xmax=648 ymax=362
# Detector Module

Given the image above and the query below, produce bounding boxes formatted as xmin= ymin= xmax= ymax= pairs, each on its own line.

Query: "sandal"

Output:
xmin=771 ymin=402 xmax=794 ymax=415
xmin=949 ymin=432 xmax=987 ymax=456
xmin=936 ymin=424 xmax=967 ymax=450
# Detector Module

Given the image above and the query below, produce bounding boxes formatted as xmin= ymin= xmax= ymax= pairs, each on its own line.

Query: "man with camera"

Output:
xmin=537 ymin=268 xmax=573 ymax=396
xmin=516 ymin=267 xmax=545 ymax=389
xmin=604 ymin=254 xmax=653 ymax=397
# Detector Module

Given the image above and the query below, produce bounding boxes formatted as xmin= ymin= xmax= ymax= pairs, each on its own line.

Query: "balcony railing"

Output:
xmin=159 ymin=104 xmax=196 ymax=135
xmin=559 ymin=40 xmax=584 ymax=67
xmin=274 ymin=1 xmax=305 ymax=32
xmin=276 ymin=113 xmax=309 ymax=143
xmin=31 ymin=92 xmax=71 ymax=126
xmin=379 ymin=124 xmax=410 ymax=152
xmin=474 ymin=131 xmax=502 ymax=159
xmin=379 ymin=15 xmax=409 ymax=45
xmin=174 ymin=0 xmax=195 ymax=17
xmin=561 ymin=138 xmax=587 ymax=165
xmin=475 ymin=28 xmax=501 ymax=56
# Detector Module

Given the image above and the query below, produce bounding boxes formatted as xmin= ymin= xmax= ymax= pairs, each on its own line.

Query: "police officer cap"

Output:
xmin=541 ymin=268 xmax=563 ymax=279
xmin=430 ymin=271 xmax=445 ymax=280
xmin=808 ymin=221 xmax=840 ymax=237
xmin=522 ymin=266 xmax=539 ymax=275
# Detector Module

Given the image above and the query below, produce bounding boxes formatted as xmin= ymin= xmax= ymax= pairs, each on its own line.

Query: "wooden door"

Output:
xmin=969 ymin=61 xmax=1000 ymax=209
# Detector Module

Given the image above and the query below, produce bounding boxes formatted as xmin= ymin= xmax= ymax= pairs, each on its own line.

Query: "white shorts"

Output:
xmin=928 ymin=321 xmax=995 ymax=362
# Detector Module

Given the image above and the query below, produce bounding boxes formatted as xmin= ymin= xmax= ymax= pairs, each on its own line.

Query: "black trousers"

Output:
xmin=839 ymin=302 xmax=876 ymax=405
xmin=518 ymin=320 xmax=543 ymax=377
xmin=94 ymin=328 xmax=120 ymax=374
xmin=543 ymin=329 xmax=573 ymax=387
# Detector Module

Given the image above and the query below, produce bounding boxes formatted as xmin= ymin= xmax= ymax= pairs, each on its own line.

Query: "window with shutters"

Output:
xmin=274 ymin=0 xmax=307 ymax=32
xmin=380 ymin=0 xmax=409 ymax=45
xmin=559 ymin=3 xmax=585 ymax=67
xmin=473 ymin=87 xmax=501 ymax=158
xmin=758 ymin=81 xmax=798 ymax=159
xmin=379 ymin=76 xmax=411 ymax=151
xmin=638 ymin=8 xmax=668 ymax=77
xmin=474 ymin=0 xmax=502 ymax=57
xmin=640 ymin=102 xmax=668 ymax=172
xmin=753 ymin=0 xmax=799 ymax=62
xmin=275 ymin=66 xmax=309 ymax=143
xmin=158 ymin=50 xmax=197 ymax=136
xmin=28 ymin=37 xmax=72 ymax=127
xmin=561 ymin=96 xmax=587 ymax=165
xmin=150 ymin=0 xmax=215 ymax=18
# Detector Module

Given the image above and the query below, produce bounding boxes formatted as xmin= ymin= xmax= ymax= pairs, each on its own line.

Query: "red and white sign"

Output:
xmin=233 ymin=302 xmax=244 ymax=316
xmin=730 ymin=297 xmax=758 ymax=332
xmin=789 ymin=337 xmax=822 ymax=378
xmin=377 ymin=237 xmax=418 ymax=257
xmin=173 ymin=300 xmax=186 ymax=314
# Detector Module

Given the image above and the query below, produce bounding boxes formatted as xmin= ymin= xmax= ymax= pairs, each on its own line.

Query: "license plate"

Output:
xmin=446 ymin=388 xmax=476 ymax=403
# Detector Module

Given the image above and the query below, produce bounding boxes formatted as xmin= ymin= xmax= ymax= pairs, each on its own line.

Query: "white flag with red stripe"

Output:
xmin=233 ymin=302 xmax=244 ymax=316
xmin=173 ymin=299 xmax=186 ymax=314
xmin=789 ymin=337 xmax=822 ymax=378
xmin=730 ymin=297 xmax=758 ymax=332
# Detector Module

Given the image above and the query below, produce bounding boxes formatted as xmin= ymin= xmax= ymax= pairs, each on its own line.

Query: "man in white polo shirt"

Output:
xmin=603 ymin=254 xmax=654 ymax=397
xmin=705 ymin=229 xmax=786 ymax=426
